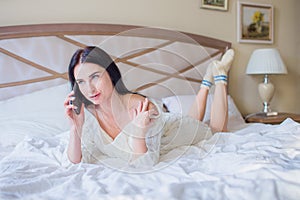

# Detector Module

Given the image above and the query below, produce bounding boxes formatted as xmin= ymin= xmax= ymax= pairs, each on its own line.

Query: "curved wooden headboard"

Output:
xmin=0 ymin=23 xmax=231 ymax=100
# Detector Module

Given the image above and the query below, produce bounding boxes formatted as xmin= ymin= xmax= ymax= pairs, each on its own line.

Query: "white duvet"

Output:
xmin=1 ymin=118 xmax=300 ymax=200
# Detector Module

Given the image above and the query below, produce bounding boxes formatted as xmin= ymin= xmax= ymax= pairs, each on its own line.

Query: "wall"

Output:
xmin=233 ymin=0 xmax=299 ymax=115
xmin=0 ymin=0 xmax=299 ymax=115
xmin=296 ymin=0 xmax=300 ymax=112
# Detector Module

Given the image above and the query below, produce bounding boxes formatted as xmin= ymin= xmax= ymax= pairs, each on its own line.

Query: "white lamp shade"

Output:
xmin=246 ymin=48 xmax=288 ymax=75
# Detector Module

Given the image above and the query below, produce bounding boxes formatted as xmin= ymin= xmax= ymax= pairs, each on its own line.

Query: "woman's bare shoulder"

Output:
xmin=125 ymin=93 xmax=156 ymax=111
xmin=126 ymin=93 xmax=145 ymax=106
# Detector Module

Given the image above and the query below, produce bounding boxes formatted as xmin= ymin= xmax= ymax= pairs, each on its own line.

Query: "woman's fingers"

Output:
xmin=144 ymin=98 xmax=149 ymax=111
xmin=148 ymin=108 xmax=159 ymax=119
xmin=66 ymin=103 xmax=78 ymax=111
xmin=135 ymin=101 xmax=140 ymax=113
xmin=141 ymin=98 xmax=149 ymax=112
xmin=64 ymin=91 xmax=75 ymax=106
xmin=134 ymin=98 xmax=150 ymax=115
xmin=64 ymin=98 xmax=77 ymax=111
xmin=132 ymin=98 xmax=157 ymax=126
xmin=64 ymin=91 xmax=79 ymax=119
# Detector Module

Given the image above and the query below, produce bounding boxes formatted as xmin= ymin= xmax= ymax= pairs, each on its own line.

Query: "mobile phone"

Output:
xmin=70 ymin=82 xmax=83 ymax=115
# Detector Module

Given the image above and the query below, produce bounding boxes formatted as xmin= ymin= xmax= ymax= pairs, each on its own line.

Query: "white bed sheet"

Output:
xmin=1 ymin=118 xmax=300 ymax=200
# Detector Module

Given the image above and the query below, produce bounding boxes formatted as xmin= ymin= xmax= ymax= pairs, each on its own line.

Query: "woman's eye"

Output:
xmin=77 ymin=80 xmax=84 ymax=85
xmin=92 ymin=74 xmax=99 ymax=79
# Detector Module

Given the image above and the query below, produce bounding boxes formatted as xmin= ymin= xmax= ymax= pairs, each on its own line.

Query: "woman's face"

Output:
xmin=74 ymin=63 xmax=114 ymax=105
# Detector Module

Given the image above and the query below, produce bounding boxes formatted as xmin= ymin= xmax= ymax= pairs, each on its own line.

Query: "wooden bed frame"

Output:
xmin=0 ymin=23 xmax=231 ymax=100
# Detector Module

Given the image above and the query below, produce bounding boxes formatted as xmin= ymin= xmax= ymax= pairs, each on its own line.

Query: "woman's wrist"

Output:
xmin=68 ymin=125 xmax=83 ymax=164
xmin=128 ymin=136 xmax=147 ymax=154
xmin=71 ymin=125 xmax=83 ymax=139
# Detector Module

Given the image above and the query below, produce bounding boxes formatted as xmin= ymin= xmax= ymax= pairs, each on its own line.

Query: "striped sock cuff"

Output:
xmin=201 ymin=80 xmax=213 ymax=88
xmin=214 ymin=75 xmax=227 ymax=83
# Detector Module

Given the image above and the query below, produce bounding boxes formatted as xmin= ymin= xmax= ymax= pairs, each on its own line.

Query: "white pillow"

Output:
xmin=0 ymin=83 xmax=70 ymax=146
xmin=162 ymin=94 xmax=245 ymax=130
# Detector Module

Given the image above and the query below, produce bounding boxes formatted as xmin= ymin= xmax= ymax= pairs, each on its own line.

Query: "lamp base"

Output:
xmin=262 ymin=101 xmax=272 ymax=113
xmin=246 ymin=111 xmax=278 ymax=120
xmin=258 ymin=75 xmax=275 ymax=113
xmin=266 ymin=111 xmax=278 ymax=116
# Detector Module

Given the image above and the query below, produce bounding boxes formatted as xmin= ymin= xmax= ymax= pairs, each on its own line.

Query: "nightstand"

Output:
xmin=245 ymin=112 xmax=300 ymax=124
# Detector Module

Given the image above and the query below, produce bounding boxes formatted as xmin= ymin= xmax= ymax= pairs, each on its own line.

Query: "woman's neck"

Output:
xmin=93 ymin=92 xmax=131 ymax=139
xmin=95 ymin=92 xmax=128 ymax=121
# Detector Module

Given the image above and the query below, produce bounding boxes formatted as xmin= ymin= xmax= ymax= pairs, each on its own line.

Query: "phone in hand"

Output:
xmin=70 ymin=82 xmax=83 ymax=115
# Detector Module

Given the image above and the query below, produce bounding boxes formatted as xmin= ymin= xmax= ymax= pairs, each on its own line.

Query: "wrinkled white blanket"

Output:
xmin=1 ymin=118 xmax=300 ymax=200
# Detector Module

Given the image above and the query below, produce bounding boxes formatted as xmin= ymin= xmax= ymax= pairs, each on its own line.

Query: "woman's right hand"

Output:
xmin=64 ymin=91 xmax=85 ymax=136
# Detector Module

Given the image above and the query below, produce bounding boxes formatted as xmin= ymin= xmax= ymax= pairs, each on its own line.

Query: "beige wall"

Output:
xmin=296 ymin=0 xmax=300 ymax=114
xmin=0 ymin=0 xmax=299 ymax=115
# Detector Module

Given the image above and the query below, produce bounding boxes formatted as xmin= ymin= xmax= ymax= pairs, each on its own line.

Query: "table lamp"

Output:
xmin=246 ymin=48 xmax=287 ymax=115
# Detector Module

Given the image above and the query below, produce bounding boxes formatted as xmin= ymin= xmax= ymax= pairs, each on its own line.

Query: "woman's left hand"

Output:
xmin=131 ymin=98 xmax=157 ymax=132
xmin=128 ymin=98 xmax=157 ymax=154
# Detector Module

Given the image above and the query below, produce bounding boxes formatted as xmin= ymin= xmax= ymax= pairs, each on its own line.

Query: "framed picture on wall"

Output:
xmin=201 ymin=0 xmax=228 ymax=11
xmin=237 ymin=2 xmax=274 ymax=44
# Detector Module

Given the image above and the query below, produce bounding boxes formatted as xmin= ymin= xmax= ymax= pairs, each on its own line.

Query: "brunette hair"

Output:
xmin=68 ymin=46 xmax=134 ymax=106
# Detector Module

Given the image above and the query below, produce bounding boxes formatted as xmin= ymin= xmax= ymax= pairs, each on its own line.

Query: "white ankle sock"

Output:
xmin=214 ymin=74 xmax=228 ymax=85
xmin=201 ymin=49 xmax=234 ymax=87
xmin=212 ymin=60 xmax=228 ymax=85
xmin=220 ymin=49 xmax=234 ymax=73
xmin=201 ymin=63 xmax=213 ymax=89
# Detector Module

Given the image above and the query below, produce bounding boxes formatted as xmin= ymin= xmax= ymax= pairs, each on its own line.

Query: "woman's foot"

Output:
xmin=200 ymin=62 xmax=213 ymax=89
xmin=212 ymin=49 xmax=235 ymax=85
xmin=220 ymin=49 xmax=235 ymax=73
xmin=201 ymin=49 xmax=235 ymax=88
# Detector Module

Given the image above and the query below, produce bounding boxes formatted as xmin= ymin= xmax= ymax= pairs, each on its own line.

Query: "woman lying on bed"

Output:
xmin=64 ymin=46 xmax=234 ymax=166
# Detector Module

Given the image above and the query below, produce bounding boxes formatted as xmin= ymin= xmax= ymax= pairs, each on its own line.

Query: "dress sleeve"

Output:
xmin=80 ymin=111 xmax=107 ymax=164
xmin=60 ymin=110 xmax=107 ymax=166
xmin=117 ymin=99 xmax=165 ymax=168
xmin=117 ymin=117 xmax=164 ymax=168
xmin=60 ymin=133 xmax=74 ymax=168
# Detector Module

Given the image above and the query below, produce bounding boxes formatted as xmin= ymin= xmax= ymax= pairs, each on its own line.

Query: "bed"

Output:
xmin=0 ymin=23 xmax=300 ymax=200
